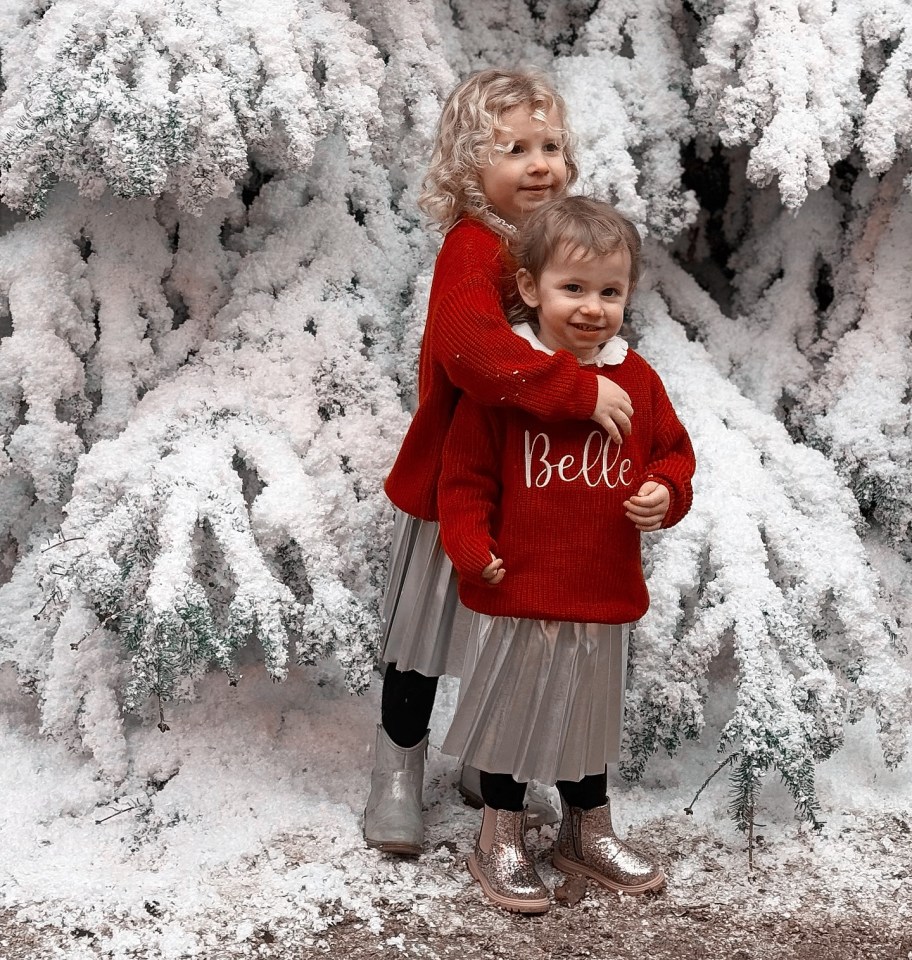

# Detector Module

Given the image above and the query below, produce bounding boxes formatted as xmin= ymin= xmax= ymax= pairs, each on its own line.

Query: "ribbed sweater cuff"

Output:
xmin=447 ymin=536 xmax=497 ymax=589
xmin=647 ymin=473 xmax=690 ymax=529
xmin=577 ymin=372 xmax=601 ymax=420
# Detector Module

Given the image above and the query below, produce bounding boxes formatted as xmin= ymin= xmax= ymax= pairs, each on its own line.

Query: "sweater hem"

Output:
xmin=456 ymin=591 xmax=648 ymax=625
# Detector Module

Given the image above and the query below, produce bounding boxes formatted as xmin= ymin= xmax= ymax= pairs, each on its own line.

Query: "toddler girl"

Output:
xmin=437 ymin=195 xmax=696 ymax=912
xmin=364 ymin=70 xmax=633 ymax=855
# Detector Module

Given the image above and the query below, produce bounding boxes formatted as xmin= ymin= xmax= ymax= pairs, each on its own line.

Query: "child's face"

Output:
xmin=516 ymin=244 xmax=632 ymax=362
xmin=477 ymin=105 xmax=568 ymax=226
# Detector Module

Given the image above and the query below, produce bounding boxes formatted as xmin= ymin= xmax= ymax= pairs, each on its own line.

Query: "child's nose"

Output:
xmin=526 ymin=150 xmax=549 ymax=173
xmin=579 ymin=294 xmax=602 ymax=315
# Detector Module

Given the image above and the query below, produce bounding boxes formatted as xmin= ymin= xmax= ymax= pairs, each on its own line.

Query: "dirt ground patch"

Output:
xmin=4 ymin=888 xmax=910 ymax=960
xmin=317 ymin=898 xmax=912 ymax=960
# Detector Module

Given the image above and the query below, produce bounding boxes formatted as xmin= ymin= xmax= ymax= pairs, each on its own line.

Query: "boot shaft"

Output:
xmin=373 ymin=724 xmax=427 ymax=776
xmin=557 ymin=796 xmax=617 ymax=860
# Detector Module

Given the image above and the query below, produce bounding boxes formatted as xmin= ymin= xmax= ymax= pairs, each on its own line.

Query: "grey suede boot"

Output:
xmin=363 ymin=724 xmax=427 ymax=856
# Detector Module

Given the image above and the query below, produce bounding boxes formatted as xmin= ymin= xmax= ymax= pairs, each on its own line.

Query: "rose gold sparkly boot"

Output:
xmin=553 ymin=797 xmax=665 ymax=895
xmin=467 ymin=805 xmax=550 ymax=914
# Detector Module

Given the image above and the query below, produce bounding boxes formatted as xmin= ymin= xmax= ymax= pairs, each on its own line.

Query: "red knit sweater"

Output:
xmin=438 ymin=351 xmax=695 ymax=624
xmin=384 ymin=218 xmax=600 ymax=521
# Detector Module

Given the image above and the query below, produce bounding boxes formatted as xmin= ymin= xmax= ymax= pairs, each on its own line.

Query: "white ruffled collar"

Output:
xmin=512 ymin=321 xmax=628 ymax=367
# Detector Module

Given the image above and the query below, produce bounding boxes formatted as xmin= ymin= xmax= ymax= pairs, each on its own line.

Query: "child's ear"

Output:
xmin=516 ymin=268 xmax=540 ymax=308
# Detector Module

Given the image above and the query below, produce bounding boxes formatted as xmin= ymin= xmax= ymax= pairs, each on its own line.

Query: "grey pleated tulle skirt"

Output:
xmin=380 ymin=509 xmax=464 ymax=677
xmin=442 ymin=614 xmax=629 ymax=785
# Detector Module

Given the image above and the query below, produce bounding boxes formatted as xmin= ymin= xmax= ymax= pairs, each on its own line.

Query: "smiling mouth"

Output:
xmin=570 ymin=323 xmax=604 ymax=333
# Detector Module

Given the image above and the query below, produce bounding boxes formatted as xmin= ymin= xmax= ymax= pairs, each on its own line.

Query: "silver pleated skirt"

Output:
xmin=380 ymin=509 xmax=463 ymax=677
xmin=442 ymin=615 xmax=629 ymax=785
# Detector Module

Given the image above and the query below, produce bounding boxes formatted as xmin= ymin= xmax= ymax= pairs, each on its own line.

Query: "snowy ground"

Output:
xmin=1 ymin=649 xmax=910 ymax=960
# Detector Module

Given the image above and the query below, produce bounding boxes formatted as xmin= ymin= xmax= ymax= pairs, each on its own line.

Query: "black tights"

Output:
xmin=381 ymin=663 xmax=439 ymax=748
xmin=480 ymin=769 xmax=608 ymax=812
xmin=381 ymin=663 xmax=608 ymax=811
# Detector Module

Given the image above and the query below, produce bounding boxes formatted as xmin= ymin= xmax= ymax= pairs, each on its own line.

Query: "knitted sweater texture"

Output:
xmin=384 ymin=218 xmax=600 ymax=521
xmin=438 ymin=351 xmax=696 ymax=624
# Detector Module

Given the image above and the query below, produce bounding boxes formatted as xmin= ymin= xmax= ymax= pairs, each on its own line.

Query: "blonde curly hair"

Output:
xmin=418 ymin=69 xmax=579 ymax=235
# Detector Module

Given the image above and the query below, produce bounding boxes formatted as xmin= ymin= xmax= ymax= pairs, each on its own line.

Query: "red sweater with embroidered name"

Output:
xmin=384 ymin=218 xmax=600 ymax=521
xmin=437 ymin=350 xmax=695 ymax=624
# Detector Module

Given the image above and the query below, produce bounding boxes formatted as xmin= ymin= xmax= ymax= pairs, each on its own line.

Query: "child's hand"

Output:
xmin=482 ymin=552 xmax=505 ymax=585
xmin=624 ymin=481 xmax=670 ymax=532
xmin=592 ymin=377 xmax=633 ymax=445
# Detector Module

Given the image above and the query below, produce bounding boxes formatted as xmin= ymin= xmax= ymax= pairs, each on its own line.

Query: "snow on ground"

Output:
xmin=1 ymin=647 xmax=910 ymax=959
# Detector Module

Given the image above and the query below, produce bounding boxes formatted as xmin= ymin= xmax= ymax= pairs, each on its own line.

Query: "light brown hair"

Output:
xmin=513 ymin=195 xmax=642 ymax=292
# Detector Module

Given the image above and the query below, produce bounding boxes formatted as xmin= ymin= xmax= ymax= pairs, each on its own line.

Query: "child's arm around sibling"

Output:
xmin=429 ymin=220 xmax=633 ymax=436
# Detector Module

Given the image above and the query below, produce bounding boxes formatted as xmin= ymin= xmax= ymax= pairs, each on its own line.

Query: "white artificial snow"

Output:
xmin=694 ymin=0 xmax=860 ymax=206
xmin=1 ymin=659 xmax=910 ymax=957
xmin=560 ymin=0 xmax=700 ymax=239
xmin=618 ymin=272 xmax=912 ymax=803
xmin=805 ymin=167 xmax=912 ymax=545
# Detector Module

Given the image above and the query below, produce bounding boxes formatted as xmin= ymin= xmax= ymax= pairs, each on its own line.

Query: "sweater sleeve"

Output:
xmin=438 ymin=396 xmax=503 ymax=587
xmin=641 ymin=368 xmax=696 ymax=529
xmin=430 ymin=231 xmax=599 ymax=422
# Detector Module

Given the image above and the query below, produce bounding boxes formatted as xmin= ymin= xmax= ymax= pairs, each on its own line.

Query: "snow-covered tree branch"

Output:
xmin=0 ymin=0 xmax=384 ymax=213
xmin=0 ymin=0 xmax=908 ymax=826
xmin=623 ymin=259 xmax=910 ymax=824
xmin=692 ymin=0 xmax=912 ymax=206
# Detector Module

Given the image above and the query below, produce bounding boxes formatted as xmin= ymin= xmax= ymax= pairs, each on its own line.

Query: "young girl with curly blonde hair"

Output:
xmin=364 ymin=69 xmax=634 ymax=857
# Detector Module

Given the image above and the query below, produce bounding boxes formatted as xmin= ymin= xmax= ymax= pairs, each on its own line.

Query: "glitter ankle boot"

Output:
xmin=553 ymin=797 xmax=665 ymax=895
xmin=467 ymin=805 xmax=550 ymax=913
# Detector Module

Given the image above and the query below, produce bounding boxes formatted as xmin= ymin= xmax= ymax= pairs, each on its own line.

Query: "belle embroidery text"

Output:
xmin=524 ymin=430 xmax=633 ymax=489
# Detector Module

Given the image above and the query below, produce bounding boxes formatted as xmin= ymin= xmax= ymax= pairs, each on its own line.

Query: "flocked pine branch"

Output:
xmin=858 ymin=1 xmax=912 ymax=179
xmin=798 ymin=163 xmax=912 ymax=544
xmin=0 ymin=0 xmax=384 ymax=214
xmin=621 ymin=256 xmax=912 ymax=824
xmin=0 ymin=206 xmax=88 ymax=517
xmin=692 ymin=0 xmax=864 ymax=207
xmin=1 ymin=1 xmax=442 ymax=770
xmin=436 ymin=0 xmax=560 ymax=73
xmin=558 ymin=0 xmax=699 ymax=239
xmin=651 ymin=181 xmax=843 ymax=418
xmin=347 ymin=0 xmax=456 ymax=200
xmin=38 ymin=594 xmax=130 ymax=779
xmin=0 ymin=186 xmax=240 ymax=573
xmin=23 ymin=155 xmax=418 ymax=767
